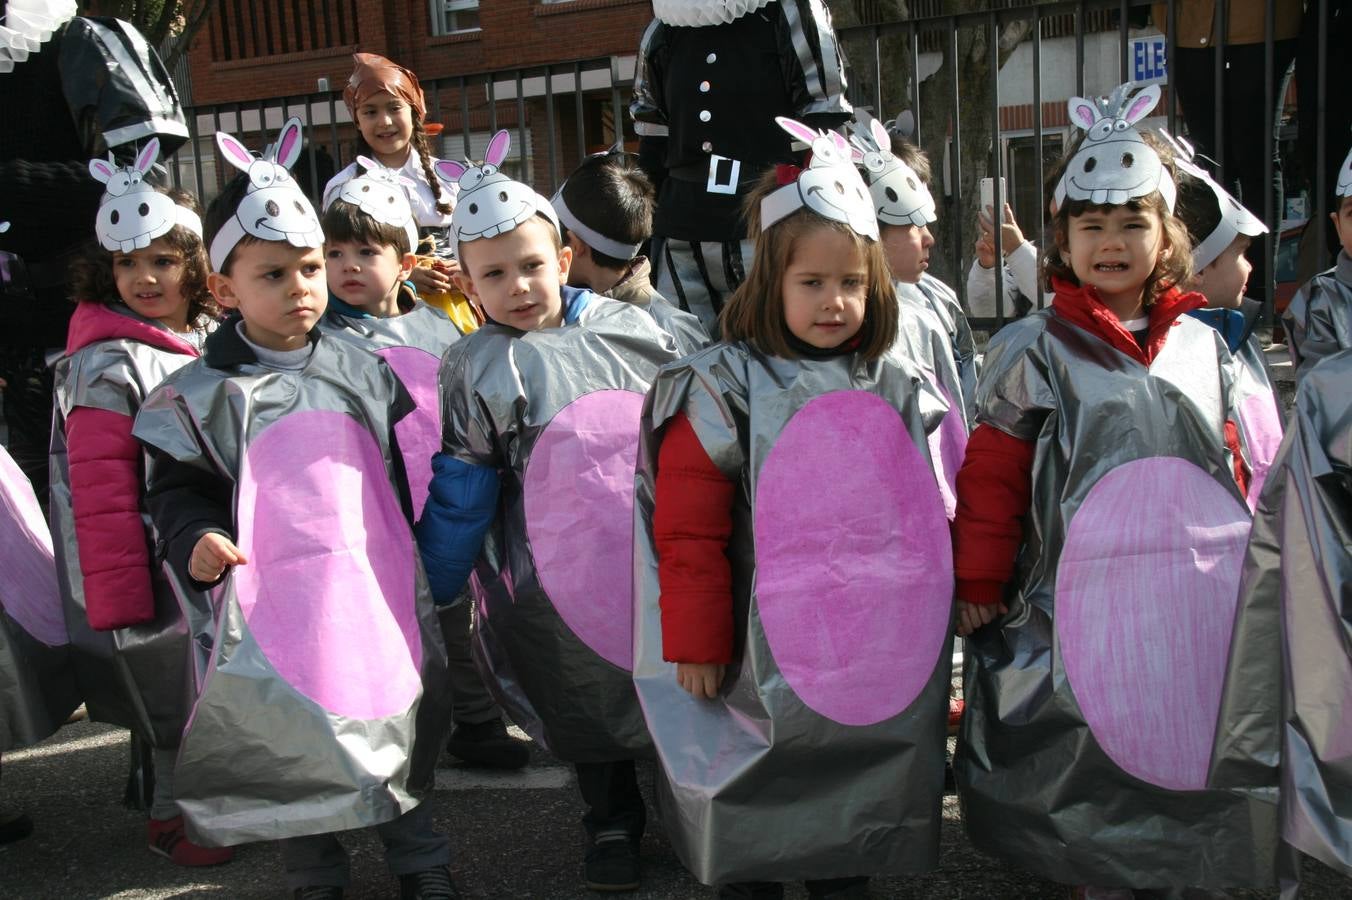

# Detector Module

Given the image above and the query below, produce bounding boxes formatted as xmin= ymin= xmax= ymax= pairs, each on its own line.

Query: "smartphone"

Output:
xmin=979 ymin=177 xmax=1006 ymax=215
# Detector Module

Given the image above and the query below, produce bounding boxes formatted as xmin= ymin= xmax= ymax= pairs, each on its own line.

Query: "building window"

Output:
xmin=433 ymin=0 xmax=480 ymax=35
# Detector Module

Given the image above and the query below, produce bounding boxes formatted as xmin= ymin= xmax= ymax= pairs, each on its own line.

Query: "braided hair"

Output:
xmin=352 ymin=119 xmax=453 ymax=217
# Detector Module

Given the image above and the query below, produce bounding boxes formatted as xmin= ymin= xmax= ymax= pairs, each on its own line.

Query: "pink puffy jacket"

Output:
xmin=63 ymin=302 xmax=198 ymax=630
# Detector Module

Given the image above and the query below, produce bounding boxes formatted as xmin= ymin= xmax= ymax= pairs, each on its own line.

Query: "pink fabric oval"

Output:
xmin=1058 ymin=456 xmax=1250 ymax=790
xmin=524 ymin=389 xmax=645 ymax=671
xmin=0 ymin=447 xmax=65 ymax=646
xmin=1238 ymin=390 xmax=1283 ymax=511
xmin=755 ymin=391 xmax=953 ymax=727
xmin=235 ymin=410 xmax=422 ymax=720
xmin=376 ymin=346 xmax=442 ymax=521
xmin=926 ymin=383 xmax=968 ymax=520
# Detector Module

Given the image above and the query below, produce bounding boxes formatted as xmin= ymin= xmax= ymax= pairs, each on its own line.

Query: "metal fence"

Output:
xmin=166 ymin=0 xmax=1337 ymax=330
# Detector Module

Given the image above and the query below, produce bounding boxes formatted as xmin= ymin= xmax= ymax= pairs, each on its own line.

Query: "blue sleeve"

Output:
xmin=414 ymin=452 xmax=500 ymax=605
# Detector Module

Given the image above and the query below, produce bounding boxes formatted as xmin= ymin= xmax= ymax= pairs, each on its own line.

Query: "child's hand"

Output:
xmin=410 ymin=263 xmax=452 ymax=294
xmin=190 ymin=532 xmax=247 ymax=583
xmin=676 ymin=662 xmax=726 ymax=700
xmin=956 ymin=600 xmax=1007 ymax=636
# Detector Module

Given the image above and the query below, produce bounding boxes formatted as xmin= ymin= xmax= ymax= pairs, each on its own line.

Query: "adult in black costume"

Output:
xmin=630 ymin=0 xmax=852 ymax=336
xmin=0 ymin=1 xmax=186 ymax=840
xmin=0 ymin=3 xmax=186 ymax=504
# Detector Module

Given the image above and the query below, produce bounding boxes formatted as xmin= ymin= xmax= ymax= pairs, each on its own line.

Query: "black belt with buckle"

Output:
xmin=668 ymin=155 xmax=746 ymax=195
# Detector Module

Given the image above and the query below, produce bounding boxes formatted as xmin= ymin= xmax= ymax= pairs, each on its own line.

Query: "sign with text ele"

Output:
xmin=1130 ymin=35 xmax=1169 ymax=86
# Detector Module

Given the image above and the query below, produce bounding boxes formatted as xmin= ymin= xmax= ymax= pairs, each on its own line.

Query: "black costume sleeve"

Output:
xmin=144 ymin=448 xmax=235 ymax=591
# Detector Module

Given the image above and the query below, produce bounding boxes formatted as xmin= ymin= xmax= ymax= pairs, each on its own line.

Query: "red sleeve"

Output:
xmin=66 ymin=406 xmax=155 ymax=631
xmin=1224 ymin=419 xmax=1249 ymax=498
xmin=952 ymin=423 xmax=1037 ymax=605
xmin=653 ymin=412 xmax=737 ymax=664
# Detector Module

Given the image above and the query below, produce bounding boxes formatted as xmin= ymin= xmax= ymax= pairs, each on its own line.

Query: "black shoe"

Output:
xmin=292 ymin=887 xmax=343 ymax=900
xmin=445 ymin=718 xmax=530 ymax=770
xmin=399 ymin=864 xmax=461 ymax=899
xmin=584 ymin=830 xmax=640 ymax=892
xmin=0 ymin=810 xmax=33 ymax=845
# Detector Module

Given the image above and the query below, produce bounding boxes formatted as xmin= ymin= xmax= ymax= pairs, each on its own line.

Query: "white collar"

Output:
xmin=651 ymin=0 xmax=774 ymax=27
xmin=0 ymin=0 xmax=76 ymax=73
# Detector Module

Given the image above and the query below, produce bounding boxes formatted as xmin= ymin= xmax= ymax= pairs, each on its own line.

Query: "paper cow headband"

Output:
xmin=435 ymin=130 xmax=559 ymax=259
xmin=209 ymin=117 xmax=323 ymax=270
xmin=1338 ymin=137 xmax=1352 ymax=198
xmin=0 ymin=0 xmax=77 ymax=74
xmin=326 ymin=157 xmax=420 ymax=251
xmin=89 ymin=137 xmax=201 ymax=253
xmin=1158 ymin=130 xmax=1267 ymax=271
xmin=848 ymin=112 xmax=936 ymax=228
xmin=651 ymin=0 xmax=775 ymax=27
xmin=761 ymin=117 xmax=878 ymax=241
xmin=1054 ymin=82 xmax=1175 ymax=212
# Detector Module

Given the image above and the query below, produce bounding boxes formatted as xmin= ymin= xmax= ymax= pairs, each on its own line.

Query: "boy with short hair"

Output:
xmin=420 ymin=132 xmax=680 ymax=893
xmin=133 ymin=122 xmax=457 ymax=900
xmin=319 ymin=163 xmax=530 ymax=771
xmin=848 ymin=115 xmax=971 ymax=528
xmin=856 ymin=123 xmax=978 ymax=421
xmin=1170 ymin=139 xmax=1283 ymax=506
xmin=552 ymin=151 xmax=709 ymax=356
xmin=1284 ymin=141 xmax=1352 ymax=379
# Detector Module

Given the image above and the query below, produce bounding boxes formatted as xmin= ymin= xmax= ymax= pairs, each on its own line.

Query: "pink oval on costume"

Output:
xmin=376 ymin=346 xmax=442 ymax=520
xmin=0 ymin=446 xmax=65 ymax=646
xmin=1238 ymin=390 xmax=1283 ymax=511
xmin=1058 ymin=456 xmax=1250 ymax=790
xmin=927 ymin=384 xmax=968 ymax=520
xmin=235 ymin=410 xmax=421 ymax=720
xmin=524 ymin=390 xmax=645 ymax=671
xmin=755 ymin=391 xmax=953 ymax=727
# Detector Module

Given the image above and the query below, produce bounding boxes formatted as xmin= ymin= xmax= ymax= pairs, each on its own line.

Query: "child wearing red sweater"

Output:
xmin=633 ymin=119 xmax=953 ymax=900
xmin=951 ymin=84 xmax=1277 ymax=896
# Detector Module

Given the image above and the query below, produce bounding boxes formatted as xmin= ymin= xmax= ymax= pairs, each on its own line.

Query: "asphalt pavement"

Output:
xmin=2 ymin=720 xmax=1349 ymax=900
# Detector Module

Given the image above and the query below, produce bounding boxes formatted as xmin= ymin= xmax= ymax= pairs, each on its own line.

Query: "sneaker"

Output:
xmin=0 ymin=810 xmax=33 ymax=846
xmin=147 ymin=816 xmax=234 ymax=867
xmin=584 ymin=830 xmax=640 ymax=892
xmin=293 ymin=887 xmax=344 ymax=900
xmin=399 ymin=864 xmax=462 ymax=899
xmin=947 ymin=698 xmax=965 ymax=734
xmin=445 ymin=718 xmax=530 ymax=770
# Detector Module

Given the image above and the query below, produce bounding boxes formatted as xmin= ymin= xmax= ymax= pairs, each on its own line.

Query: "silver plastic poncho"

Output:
xmin=319 ymin=300 xmax=463 ymax=521
xmin=1211 ymin=348 xmax=1352 ymax=877
xmin=893 ymin=293 xmax=971 ymax=519
xmin=50 ymin=334 xmax=197 ymax=747
xmin=132 ymin=335 xmax=450 ymax=846
xmin=1229 ymin=334 xmax=1285 ymax=509
xmin=0 ymin=443 xmax=79 ymax=749
xmin=440 ymin=298 xmax=679 ymax=763
xmin=1284 ymin=252 xmax=1352 ymax=381
xmin=633 ymin=342 xmax=955 ymax=885
xmin=902 ymin=274 xmax=978 ymax=422
xmin=955 ymin=310 xmax=1278 ymax=889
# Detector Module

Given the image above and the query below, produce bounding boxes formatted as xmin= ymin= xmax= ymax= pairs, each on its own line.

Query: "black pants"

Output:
xmin=574 ymin=759 xmax=645 ymax=843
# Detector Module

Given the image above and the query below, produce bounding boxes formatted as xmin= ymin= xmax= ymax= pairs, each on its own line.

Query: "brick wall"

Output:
xmin=187 ymin=0 xmax=653 ymax=106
